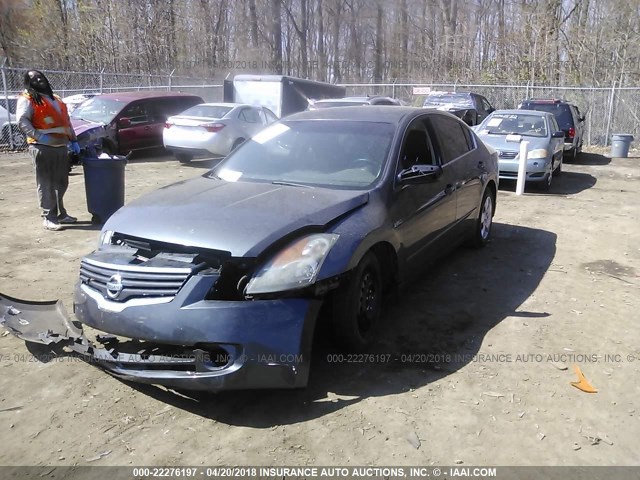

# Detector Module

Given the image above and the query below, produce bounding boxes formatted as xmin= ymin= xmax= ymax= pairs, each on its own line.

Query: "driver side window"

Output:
xmin=399 ymin=121 xmax=436 ymax=171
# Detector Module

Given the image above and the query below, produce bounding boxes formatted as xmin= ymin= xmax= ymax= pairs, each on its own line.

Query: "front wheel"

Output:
xmin=553 ymin=156 xmax=563 ymax=176
xmin=538 ymin=169 xmax=553 ymax=192
xmin=332 ymin=252 xmax=383 ymax=352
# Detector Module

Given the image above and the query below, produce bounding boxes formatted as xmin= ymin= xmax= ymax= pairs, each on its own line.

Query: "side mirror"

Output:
xmin=397 ymin=164 xmax=442 ymax=185
xmin=552 ymin=131 xmax=565 ymax=138
xmin=118 ymin=117 xmax=132 ymax=128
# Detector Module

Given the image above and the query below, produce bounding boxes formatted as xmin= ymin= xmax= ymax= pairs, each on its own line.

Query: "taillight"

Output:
xmin=202 ymin=123 xmax=225 ymax=133
xmin=568 ymin=127 xmax=575 ymax=139
xmin=164 ymin=122 xmax=173 ymax=129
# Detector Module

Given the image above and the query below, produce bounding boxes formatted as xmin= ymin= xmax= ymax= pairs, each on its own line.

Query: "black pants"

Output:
xmin=29 ymin=144 xmax=70 ymax=221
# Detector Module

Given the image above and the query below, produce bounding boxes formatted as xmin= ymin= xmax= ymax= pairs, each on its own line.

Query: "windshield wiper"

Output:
xmin=272 ymin=180 xmax=313 ymax=188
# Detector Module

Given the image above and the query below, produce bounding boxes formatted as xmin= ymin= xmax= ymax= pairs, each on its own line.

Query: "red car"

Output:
xmin=70 ymin=91 xmax=203 ymax=155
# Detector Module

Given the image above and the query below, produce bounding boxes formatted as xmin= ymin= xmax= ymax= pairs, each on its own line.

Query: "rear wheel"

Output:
xmin=175 ymin=152 xmax=193 ymax=163
xmin=468 ymin=189 xmax=494 ymax=248
xmin=332 ymin=252 xmax=383 ymax=352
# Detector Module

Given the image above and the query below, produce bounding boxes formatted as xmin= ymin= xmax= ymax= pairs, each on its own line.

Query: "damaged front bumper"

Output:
xmin=0 ymin=285 xmax=321 ymax=391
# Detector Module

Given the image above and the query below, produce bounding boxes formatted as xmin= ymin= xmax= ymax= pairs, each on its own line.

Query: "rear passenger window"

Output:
xmin=239 ymin=108 xmax=260 ymax=123
xmin=429 ymin=115 xmax=472 ymax=163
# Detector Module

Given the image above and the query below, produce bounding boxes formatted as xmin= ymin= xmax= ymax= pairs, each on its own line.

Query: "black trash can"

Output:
xmin=82 ymin=154 xmax=127 ymax=224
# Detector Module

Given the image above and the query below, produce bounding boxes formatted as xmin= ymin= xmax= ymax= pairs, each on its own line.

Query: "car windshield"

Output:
xmin=479 ymin=113 xmax=548 ymax=137
xmin=178 ymin=105 xmax=233 ymax=118
xmin=524 ymin=103 xmax=573 ymax=129
xmin=210 ymin=120 xmax=395 ymax=189
xmin=71 ymin=97 xmax=127 ymax=124
xmin=312 ymin=101 xmax=369 ymax=108
xmin=423 ymin=94 xmax=473 ymax=108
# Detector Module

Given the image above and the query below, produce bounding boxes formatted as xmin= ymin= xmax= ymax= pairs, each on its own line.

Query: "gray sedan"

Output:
xmin=163 ymin=103 xmax=278 ymax=162
xmin=475 ymin=109 xmax=564 ymax=191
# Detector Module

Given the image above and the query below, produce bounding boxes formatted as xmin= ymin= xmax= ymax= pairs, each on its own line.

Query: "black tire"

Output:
xmin=176 ymin=152 xmax=193 ymax=163
xmin=468 ymin=188 xmax=495 ymax=248
xmin=332 ymin=252 xmax=383 ymax=352
xmin=538 ymin=169 xmax=553 ymax=192
xmin=553 ymin=155 xmax=562 ymax=176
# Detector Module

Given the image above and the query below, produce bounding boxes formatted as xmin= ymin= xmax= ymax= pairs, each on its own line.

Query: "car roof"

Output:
xmin=96 ymin=91 xmax=202 ymax=101
xmin=287 ymin=106 xmax=426 ymax=124
xmin=492 ymin=109 xmax=551 ymax=116
xmin=195 ymin=103 xmax=253 ymax=108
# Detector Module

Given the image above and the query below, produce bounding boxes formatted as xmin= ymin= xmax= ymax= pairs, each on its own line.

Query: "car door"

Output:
xmin=116 ymin=101 xmax=156 ymax=151
xmin=548 ymin=115 xmax=564 ymax=158
xmin=427 ymin=113 xmax=482 ymax=223
xmin=390 ymin=116 xmax=457 ymax=269
xmin=237 ymin=107 xmax=262 ymax=137
xmin=476 ymin=95 xmax=495 ymax=123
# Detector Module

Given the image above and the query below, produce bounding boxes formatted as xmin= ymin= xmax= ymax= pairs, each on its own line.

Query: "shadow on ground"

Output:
xmin=111 ymin=222 xmax=557 ymax=427
xmin=499 ymin=170 xmax=597 ymax=195
xmin=570 ymin=152 xmax=610 ymax=166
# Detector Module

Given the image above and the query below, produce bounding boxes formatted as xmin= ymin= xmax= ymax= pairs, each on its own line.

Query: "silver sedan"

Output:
xmin=475 ymin=109 xmax=565 ymax=191
xmin=163 ymin=103 xmax=278 ymax=162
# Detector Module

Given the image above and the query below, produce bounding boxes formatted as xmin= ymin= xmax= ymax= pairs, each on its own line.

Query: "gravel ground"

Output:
xmin=0 ymin=147 xmax=638 ymax=468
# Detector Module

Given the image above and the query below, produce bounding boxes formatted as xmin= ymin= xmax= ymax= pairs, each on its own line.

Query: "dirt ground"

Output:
xmin=0 ymin=147 xmax=638 ymax=468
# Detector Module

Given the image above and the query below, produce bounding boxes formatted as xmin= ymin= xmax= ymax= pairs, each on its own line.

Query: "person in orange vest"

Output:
xmin=17 ymin=70 xmax=81 ymax=231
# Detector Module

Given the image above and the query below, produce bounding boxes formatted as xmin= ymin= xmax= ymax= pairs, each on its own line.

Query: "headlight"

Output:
xmin=528 ymin=149 xmax=549 ymax=160
xmin=98 ymin=230 xmax=113 ymax=248
xmin=246 ymin=233 xmax=339 ymax=295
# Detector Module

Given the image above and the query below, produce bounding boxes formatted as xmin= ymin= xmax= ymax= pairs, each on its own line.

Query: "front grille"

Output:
xmin=80 ymin=258 xmax=192 ymax=302
xmin=499 ymin=150 xmax=518 ymax=159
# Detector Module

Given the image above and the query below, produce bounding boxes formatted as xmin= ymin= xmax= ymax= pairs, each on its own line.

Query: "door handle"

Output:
xmin=444 ymin=184 xmax=455 ymax=195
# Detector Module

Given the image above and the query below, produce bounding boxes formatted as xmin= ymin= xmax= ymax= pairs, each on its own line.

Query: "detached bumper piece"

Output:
xmin=1 ymin=290 xmax=321 ymax=391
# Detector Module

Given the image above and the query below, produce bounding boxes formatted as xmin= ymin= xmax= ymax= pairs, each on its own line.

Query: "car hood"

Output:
xmin=71 ymin=118 xmax=106 ymax=136
xmin=477 ymin=134 xmax=550 ymax=152
xmin=105 ymin=176 xmax=370 ymax=257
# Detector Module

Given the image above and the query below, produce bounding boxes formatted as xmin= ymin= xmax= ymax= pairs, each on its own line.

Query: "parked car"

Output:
xmin=163 ymin=103 xmax=278 ymax=162
xmin=309 ymin=96 xmax=402 ymax=109
xmin=475 ymin=110 xmax=565 ymax=191
xmin=70 ymin=91 xmax=203 ymax=155
xmin=0 ymin=96 xmax=26 ymax=148
xmin=422 ymin=92 xmax=495 ymax=126
xmin=2 ymin=107 xmax=498 ymax=391
xmin=518 ymin=99 xmax=585 ymax=161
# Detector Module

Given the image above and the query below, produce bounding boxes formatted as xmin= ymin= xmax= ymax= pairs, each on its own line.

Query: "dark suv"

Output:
xmin=422 ymin=92 xmax=495 ymax=126
xmin=518 ymin=99 xmax=585 ymax=161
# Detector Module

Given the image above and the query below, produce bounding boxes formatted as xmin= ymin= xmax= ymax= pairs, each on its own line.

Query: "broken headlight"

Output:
xmin=245 ymin=234 xmax=339 ymax=295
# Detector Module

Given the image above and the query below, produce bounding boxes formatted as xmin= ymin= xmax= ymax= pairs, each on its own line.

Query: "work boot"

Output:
xmin=58 ymin=215 xmax=78 ymax=224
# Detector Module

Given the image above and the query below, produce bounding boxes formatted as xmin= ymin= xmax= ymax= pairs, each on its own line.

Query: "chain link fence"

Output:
xmin=2 ymin=65 xmax=638 ymax=151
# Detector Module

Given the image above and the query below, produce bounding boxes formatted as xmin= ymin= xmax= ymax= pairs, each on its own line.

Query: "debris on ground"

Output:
xmin=86 ymin=450 xmax=112 ymax=462
xmin=570 ymin=365 xmax=598 ymax=393
xmin=406 ymin=431 xmax=421 ymax=449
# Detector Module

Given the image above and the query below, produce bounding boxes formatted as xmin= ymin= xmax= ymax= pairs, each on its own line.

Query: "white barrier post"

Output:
xmin=516 ymin=140 xmax=529 ymax=195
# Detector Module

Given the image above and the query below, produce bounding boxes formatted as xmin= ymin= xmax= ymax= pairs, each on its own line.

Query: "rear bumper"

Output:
xmin=73 ymin=278 xmax=321 ymax=390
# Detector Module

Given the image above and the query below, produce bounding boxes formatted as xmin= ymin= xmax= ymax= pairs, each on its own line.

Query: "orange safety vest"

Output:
xmin=22 ymin=91 xmax=74 ymax=144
